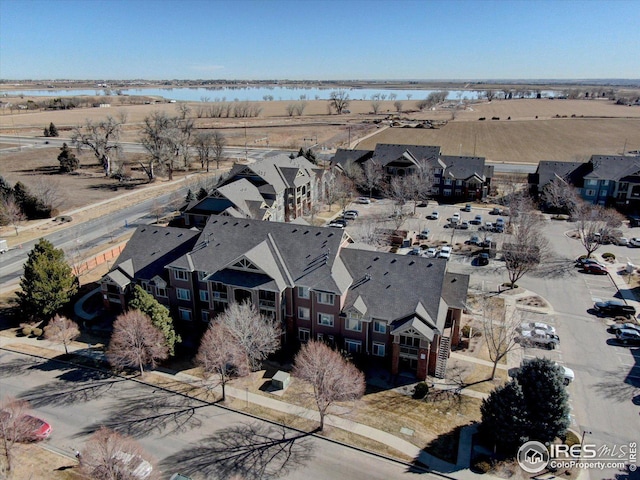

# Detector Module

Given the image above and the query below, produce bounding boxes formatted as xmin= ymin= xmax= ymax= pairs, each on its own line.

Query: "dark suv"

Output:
xmin=594 ymin=299 xmax=636 ymax=318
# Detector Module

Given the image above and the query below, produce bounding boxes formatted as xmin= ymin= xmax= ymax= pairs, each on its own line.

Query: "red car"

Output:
xmin=583 ymin=263 xmax=608 ymax=275
xmin=0 ymin=412 xmax=52 ymax=441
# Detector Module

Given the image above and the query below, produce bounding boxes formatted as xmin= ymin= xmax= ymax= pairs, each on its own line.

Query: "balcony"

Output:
xmin=258 ymin=299 xmax=276 ymax=309
xmin=399 ymin=345 xmax=419 ymax=358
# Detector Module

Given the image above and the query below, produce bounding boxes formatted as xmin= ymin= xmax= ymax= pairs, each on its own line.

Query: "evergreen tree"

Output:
xmin=185 ymin=189 xmax=196 ymax=203
xmin=0 ymin=176 xmax=12 ymax=200
xmin=514 ymin=358 xmax=570 ymax=443
xmin=12 ymin=182 xmax=50 ymax=219
xmin=480 ymin=381 xmax=530 ymax=453
xmin=48 ymin=122 xmax=59 ymax=137
xmin=297 ymin=147 xmax=305 ymax=158
xmin=16 ymin=239 xmax=78 ymax=321
xmin=196 ymin=187 xmax=208 ymax=200
xmin=58 ymin=143 xmax=80 ymax=173
xmin=128 ymin=285 xmax=181 ymax=356
xmin=304 ymin=148 xmax=317 ymax=164
xmin=44 ymin=126 xmax=51 ymax=137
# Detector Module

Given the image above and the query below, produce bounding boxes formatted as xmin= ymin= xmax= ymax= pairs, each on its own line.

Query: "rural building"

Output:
xmin=101 ymin=216 xmax=469 ymax=380
xmin=183 ymin=154 xmax=325 ymax=225
xmin=332 ymin=143 xmax=493 ymax=201
xmin=529 ymin=155 xmax=640 ymax=211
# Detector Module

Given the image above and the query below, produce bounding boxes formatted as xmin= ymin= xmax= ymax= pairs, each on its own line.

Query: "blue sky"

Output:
xmin=1 ymin=0 xmax=638 ymax=80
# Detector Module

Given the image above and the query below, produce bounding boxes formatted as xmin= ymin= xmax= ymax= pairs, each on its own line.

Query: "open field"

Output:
xmin=356 ymin=117 xmax=640 ymax=163
xmin=2 ymin=97 xmax=639 ymax=162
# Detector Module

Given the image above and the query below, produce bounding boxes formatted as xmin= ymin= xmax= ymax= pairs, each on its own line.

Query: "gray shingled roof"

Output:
xmin=331 ymin=149 xmax=373 ymax=169
xmin=586 ymin=155 xmax=640 ymax=181
xmin=109 ymin=226 xmax=200 ymax=282
xmin=371 ymin=144 xmax=441 ymax=167
xmin=339 ymin=249 xmax=449 ymax=324
xmin=169 ymin=217 xmax=351 ymax=293
xmin=440 ymin=156 xmax=487 ymax=180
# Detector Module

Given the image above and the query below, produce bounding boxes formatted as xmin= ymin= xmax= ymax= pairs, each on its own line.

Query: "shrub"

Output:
xmin=413 ymin=382 xmax=430 ymax=399
xmin=478 ymin=117 xmax=486 ymax=121
xmin=461 ymin=325 xmax=472 ymax=338
xmin=602 ymin=252 xmax=615 ymax=260
xmin=491 ymin=116 xmax=500 ymax=120
xmin=32 ymin=327 xmax=43 ymax=337
xmin=564 ymin=430 xmax=581 ymax=447
xmin=22 ymin=326 xmax=33 ymax=336
xmin=471 ymin=455 xmax=493 ymax=474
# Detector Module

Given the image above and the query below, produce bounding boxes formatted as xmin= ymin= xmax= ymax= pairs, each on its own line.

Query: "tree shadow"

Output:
xmin=0 ymin=354 xmax=40 ymax=378
xmin=160 ymin=422 xmax=314 ymax=480
xmin=531 ymin=256 xmax=576 ymax=279
xmin=419 ymin=425 xmax=464 ymax=466
xmin=75 ymin=387 xmax=207 ymax=439
xmin=592 ymin=367 xmax=640 ymax=403
xmin=18 ymin=368 xmax=123 ymax=408
xmin=602 ymin=464 xmax=640 ymax=480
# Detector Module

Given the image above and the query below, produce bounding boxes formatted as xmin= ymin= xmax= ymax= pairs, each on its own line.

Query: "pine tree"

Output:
xmin=0 ymin=176 xmax=12 ymax=200
xmin=304 ymin=148 xmax=317 ymax=164
xmin=16 ymin=239 xmax=78 ymax=321
xmin=196 ymin=187 xmax=208 ymax=200
xmin=128 ymin=285 xmax=181 ymax=356
xmin=480 ymin=381 xmax=529 ymax=454
xmin=297 ymin=147 xmax=305 ymax=158
xmin=48 ymin=122 xmax=59 ymax=137
xmin=58 ymin=143 xmax=80 ymax=173
xmin=514 ymin=358 xmax=570 ymax=443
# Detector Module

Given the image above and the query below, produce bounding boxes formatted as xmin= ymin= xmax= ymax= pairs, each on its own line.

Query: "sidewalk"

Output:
xmin=0 ymin=329 xmax=490 ymax=480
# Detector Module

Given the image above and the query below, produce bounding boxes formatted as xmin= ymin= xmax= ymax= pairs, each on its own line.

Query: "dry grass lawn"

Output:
xmin=1 ymin=443 xmax=81 ymax=480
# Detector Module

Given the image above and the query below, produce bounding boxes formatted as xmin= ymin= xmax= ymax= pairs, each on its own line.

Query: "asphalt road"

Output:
xmin=0 ymin=350 xmax=430 ymax=480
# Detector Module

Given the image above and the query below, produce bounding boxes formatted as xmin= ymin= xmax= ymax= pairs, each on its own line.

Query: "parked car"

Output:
xmin=614 ymin=237 xmax=629 ymax=246
xmin=616 ymin=328 xmax=640 ymax=345
xmin=438 ymin=246 xmax=452 ymax=259
xmin=575 ymin=257 xmax=604 ymax=267
xmin=408 ymin=247 xmax=422 ymax=256
xmin=466 ymin=235 xmax=481 ymax=246
xmin=482 ymin=237 xmax=494 ymax=248
xmin=343 ymin=212 xmax=357 ymax=220
xmin=607 ymin=323 xmax=640 ymax=334
xmin=490 ymin=207 xmax=503 ymax=215
xmin=427 ymin=211 xmax=439 ymax=220
xmin=629 ymin=237 xmax=640 ymax=247
xmin=518 ymin=321 xmax=556 ymax=335
xmin=417 ymin=229 xmax=430 ymax=239
xmin=583 ymin=263 xmax=608 ymax=275
xmin=477 ymin=252 xmax=490 ymax=266
xmin=451 ymin=213 xmax=461 ymax=222
xmin=356 ymin=197 xmax=371 ymax=204
xmin=480 ymin=222 xmax=493 ymax=231
xmin=0 ymin=412 xmax=52 ymax=441
xmin=517 ymin=329 xmax=560 ymax=349
xmin=425 ymin=247 xmax=438 ymax=258
xmin=593 ymin=299 xmax=636 ymax=318
xmin=463 ymin=204 xmax=472 ymax=212
xmin=0 ymin=239 xmax=8 ymax=254
xmin=471 ymin=214 xmax=483 ymax=225
xmin=496 ymin=217 xmax=505 ymax=227
xmin=328 ymin=219 xmax=347 ymax=229
xmin=456 ymin=221 xmax=470 ymax=230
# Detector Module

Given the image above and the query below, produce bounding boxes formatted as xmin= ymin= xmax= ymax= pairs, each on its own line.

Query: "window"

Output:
xmin=585 ymin=189 xmax=596 ymax=197
xmin=456 ymin=180 xmax=463 ymax=186
xmin=318 ymin=313 xmax=334 ymax=327
xmin=156 ymin=287 xmax=167 ymax=298
xmin=373 ymin=342 xmax=386 ymax=357
xmin=443 ymin=189 xmax=452 ymax=197
xmin=141 ymin=281 xmax=153 ymax=294
xmin=444 ymin=178 xmax=452 ymax=185
xmin=201 ymin=311 xmax=210 ymax=322
xmin=174 ymin=270 xmax=188 ymax=281
xmin=298 ymin=328 xmax=310 ymax=343
xmin=317 ymin=292 xmax=334 ymax=305
xmin=298 ymin=307 xmax=310 ymax=320
xmin=434 ymin=168 xmax=443 ymax=176
xmin=197 ymin=271 xmax=208 ymax=281
xmin=297 ymin=286 xmax=310 ymax=299
xmin=176 ymin=288 xmax=191 ymax=301
xmin=586 ymin=179 xmax=597 ymax=186
xmin=400 ymin=335 xmax=421 ymax=348
xmin=373 ymin=320 xmax=387 ymax=334
xmin=601 ymin=180 xmax=609 ymax=186
xmin=345 ymin=318 xmax=362 ymax=332
xmin=345 ymin=339 xmax=361 ymax=354
xmin=199 ymin=290 xmax=209 ymax=302
xmin=178 ymin=308 xmax=192 ymax=321
xmin=317 ymin=333 xmax=324 ymax=341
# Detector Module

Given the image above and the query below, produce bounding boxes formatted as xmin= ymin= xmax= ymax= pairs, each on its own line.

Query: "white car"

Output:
xmin=425 ymin=247 xmax=438 ymax=258
xmin=438 ymin=246 xmax=452 ymax=259
xmin=519 ymin=321 xmax=556 ymax=336
xmin=518 ymin=329 xmax=560 ymax=349
xmin=427 ymin=211 xmax=439 ymax=220
xmin=629 ymin=238 xmax=640 ymax=247
xmin=356 ymin=197 xmax=371 ymax=204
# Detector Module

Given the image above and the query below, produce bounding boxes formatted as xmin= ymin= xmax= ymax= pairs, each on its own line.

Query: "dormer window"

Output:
xmin=174 ymin=270 xmax=188 ymax=281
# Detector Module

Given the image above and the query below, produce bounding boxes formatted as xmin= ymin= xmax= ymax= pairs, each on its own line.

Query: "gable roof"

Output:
xmin=586 ymin=155 xmax=640 ymax=182
xmin=331 ymin=149 xmax=374 ymax=170
xmin=371 ymin=143 xmax=441 ymax=167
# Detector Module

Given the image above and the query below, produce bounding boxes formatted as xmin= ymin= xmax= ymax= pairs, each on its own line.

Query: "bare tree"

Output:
xmin=572 ymin=201 xmax=625 ymax=258
xmin=394 ymin=100 xmax=403 ymax=113
xmin=294 ymin=100 xmax=308 ymax=116
xmin=502 ymin=195 xmax=548 ymax=287
xmin=285 ymin=103 xmax=296 ymax=117
xmin=106 ymin=310 xmax=169 ymax=376
xmin=0 ymin=194 xmax=25 ymax=235
xmin=140 ymin=112 xmax=194 ymax=181
xmin=328 ymin=90 xmax=350 ymax=114
xmin=212 ymin=130 xmax=226 ymax=170
xmin=370 ymin=100 xmax=381 ymax=114
xmin=71 ymin=113 xmax=126 ymax=177
xmin=79 ymin=426 xmax=157 ymax=480
xmin=0 ymin=396 xmax=37 ymax=473
xmin=194 ymin=132 xmax=214 ymax=172
xmin=217 ymin=300 xmax=280 ymax=371
xmin=31 ymin=177 xmax=65 ymax=212
xmin=480 ymin=299 xmax=522 ymax=379
xmin=43 ymin=314 xmax=80 ymax=355
xmin=176 ymin=102 xmax=191 ymax=120
xmin=361 ymin=161 xmax=384 ymax=198
xmin=196 ymin=320 xmax=249 ymax=401
xmin=339 ymin=159 xmax=364 ymax=186
xmin=293 ymin=341 xmax=365 ymax=431
xmin=334 ymin=174 xmax=356 ymax=214
xmin=540 ymin=176 xmax=578 ymax=214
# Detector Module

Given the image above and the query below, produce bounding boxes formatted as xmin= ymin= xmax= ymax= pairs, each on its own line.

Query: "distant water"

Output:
xmin=0 ymin=86 xmax=559 ymax=102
